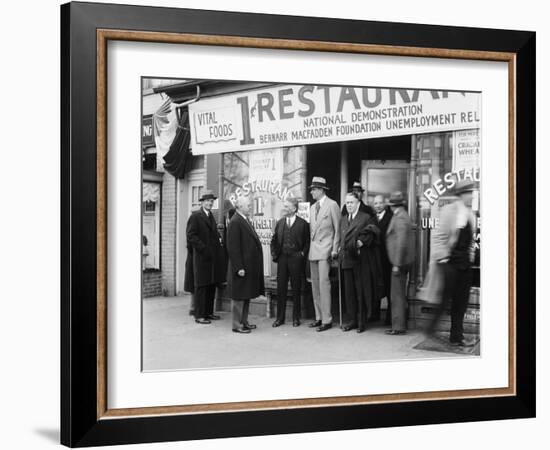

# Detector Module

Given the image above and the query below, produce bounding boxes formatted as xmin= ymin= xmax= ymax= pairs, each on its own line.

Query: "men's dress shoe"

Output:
xmin=232 ymin=327 xmax=251 ymax=334
xmin=309 ymin=320 xmax=322 ymax=328
xmin=385 ymin=329 xmax=406 ymax=335
xmin=342 ymin=323 xmax=357 ymax=332
xmin=195 ymin=318 xmax=211 ymax=324
xmin=206 ymin=314 xmax=221 ymax=320
xmin=316 ymin=323 xmax=332 ymax=332
xmin=272 ymin=320 xmax=284 ymax=327
xmin=293 ymin=320 xmax=300 ymax=327
xmin=243 ymin=323 xmax=257 ymax=330
xmin=450 ymin=339 xmax=475 ymax=347
xmin=356 ymin=326 xmax=366 ymax=333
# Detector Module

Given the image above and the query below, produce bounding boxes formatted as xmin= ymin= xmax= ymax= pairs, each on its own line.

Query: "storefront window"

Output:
xmin=142 ymin=182 xmax=161 ymax=270
xmin=222 ymin=146 xmax=307 ymax=277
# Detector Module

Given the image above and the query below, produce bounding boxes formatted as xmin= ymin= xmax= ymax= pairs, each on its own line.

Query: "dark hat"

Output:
xmin=351 ymin=181 xmax=365 ymax=192
xmin=388 ymin=191 xmax=406 ymax=206
xmin=454 ymin=180 xmax=475 ymax=195
xmin=309 ymin=176 xmax=329 ymax=190
xmin=199 ymin=189 xmax=217 ymax=201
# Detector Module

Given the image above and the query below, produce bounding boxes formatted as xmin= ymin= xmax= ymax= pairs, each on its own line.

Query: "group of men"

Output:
xmin=184 ymin=176 xmax=476 ymax=347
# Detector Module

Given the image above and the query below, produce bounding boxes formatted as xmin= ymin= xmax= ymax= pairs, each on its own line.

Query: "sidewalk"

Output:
xmin=143 ymin=295 xmax=470 ymax=371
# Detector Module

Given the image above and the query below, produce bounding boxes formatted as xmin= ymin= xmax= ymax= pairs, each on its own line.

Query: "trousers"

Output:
xmin=195 ymin=284 xmax=216 ymax=319
xmin=310 ymin=259 xmax=332 ymax=324
xmin=276 ymin=253 xmax=304 ymax=322
xmin=231 ymin=299 xmax=250 ymax=330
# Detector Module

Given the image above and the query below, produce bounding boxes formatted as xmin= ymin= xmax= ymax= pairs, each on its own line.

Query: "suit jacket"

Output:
xmin=308 ymin=196 xmax=341 ymax=261
xmin=430 ymin=201 xmax=476 ymax=263
xmin=226 ymin=212 xmax=265 ymax=300
xmin=184 ymin=209 xmax=226 ymax=289
xmin=270 ymin=215 xmax=310 ymax=262
xmin=339 ymin=210 xmax=374 ymax=269
xmin=385 ymin=207 xmax=415 ymax=267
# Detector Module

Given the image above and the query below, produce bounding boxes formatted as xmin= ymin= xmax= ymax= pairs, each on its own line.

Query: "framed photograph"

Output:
xmin=61 ymin=1 xmax=535 ymax=447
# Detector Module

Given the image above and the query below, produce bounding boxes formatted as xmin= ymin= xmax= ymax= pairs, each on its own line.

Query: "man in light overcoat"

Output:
xmin=308 ymin=177 xmax=340 ymax=332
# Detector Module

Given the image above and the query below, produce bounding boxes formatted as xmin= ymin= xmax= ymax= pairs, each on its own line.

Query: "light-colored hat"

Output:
xmin=454 ymin=180 xmax=475 ymax=195
xmin=199 ymin=189 xmax=217 ymax=201
xmin=309 ymin=176 xmax=329 ymax=190
xmin=388 ymin=191 xmax=406 ymax=206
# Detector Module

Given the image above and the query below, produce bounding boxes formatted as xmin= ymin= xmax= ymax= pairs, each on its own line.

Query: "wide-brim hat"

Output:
xmin=309 ymin=176 xmax=329 ymax=190
xmin=388 ymin=191 xmax=406 ymax=206
xmin=454 ymin=180 xmax=475 ymax=195
xmin=199 ymin=189 xmax=217 ymax=201
xmin=351 ymin=181 xmax=365 ymax=191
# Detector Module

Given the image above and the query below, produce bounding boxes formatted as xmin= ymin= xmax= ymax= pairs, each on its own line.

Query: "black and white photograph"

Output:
xmin=141 ymin=79 xmax=482 ymax=371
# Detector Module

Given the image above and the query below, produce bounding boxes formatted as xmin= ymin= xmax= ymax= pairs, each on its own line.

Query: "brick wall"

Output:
xmin=143 ymin=271 xmax=162 ymax=298
xmin=161 ymin=174 xmax=177 ymax=296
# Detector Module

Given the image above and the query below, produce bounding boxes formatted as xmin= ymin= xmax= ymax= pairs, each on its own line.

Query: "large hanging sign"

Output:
xmin=189 ymin=84 xmax=481 ymax=155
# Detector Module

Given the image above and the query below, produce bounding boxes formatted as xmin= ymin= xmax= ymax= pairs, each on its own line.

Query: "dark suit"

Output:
xmin=375 ymin=206 xmax=394 ymax=322
xmin=270 ymin=215 xmax=310 ymax=322
xmin=226 ymin=212 xmax=265 ymax=329
xmin=185 ymin=209 xmax=226 ymax=319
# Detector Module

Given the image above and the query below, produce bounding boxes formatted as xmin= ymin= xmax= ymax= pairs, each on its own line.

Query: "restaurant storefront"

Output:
xmin=156 ymin=81 xmax=481 ymax=331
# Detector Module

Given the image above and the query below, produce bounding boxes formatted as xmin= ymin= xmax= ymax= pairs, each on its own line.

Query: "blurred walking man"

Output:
xmin=426 ymin=180 xmax=476 ymax=347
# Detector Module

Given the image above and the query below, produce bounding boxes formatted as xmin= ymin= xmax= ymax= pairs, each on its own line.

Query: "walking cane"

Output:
xmin=338 ymin=263 xmax=343 ymax=329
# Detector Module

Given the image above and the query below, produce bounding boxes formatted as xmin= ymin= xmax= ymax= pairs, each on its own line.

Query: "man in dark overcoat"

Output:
xmin=226 ymin=196 xmax=265 ymax=333
xmin=338 ymin=192 xmax=383 ymax=332
xmin=185 ymin=189 xmax=226 ymax=324
xmin=385 ymin=191 xmax=415 ymax=335
xmin=373 ymin=194 xmax=394 ymax=324
xmin=270 ymin=197 xmax=310 ymax=327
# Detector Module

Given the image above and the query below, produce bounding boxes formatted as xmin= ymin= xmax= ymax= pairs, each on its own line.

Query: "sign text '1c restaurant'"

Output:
xmin=152 ymin=80 xmax=481 ymax=331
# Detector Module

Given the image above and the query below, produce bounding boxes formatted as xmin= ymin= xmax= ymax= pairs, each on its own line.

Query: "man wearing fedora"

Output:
xmin=308 ymin=176 xmax=340 ymax=332
xmin=427 ymin=180 xmax=476 ymax=347
xmin=185 ymin=189 xmax=226 ymax=324
xmin=385 ymin=192 xmax=415 ymax=335
xmin=340 ymin=181 xmax=376 ymax=217
xmin=226 ymin=195 xmax=265 ymax=334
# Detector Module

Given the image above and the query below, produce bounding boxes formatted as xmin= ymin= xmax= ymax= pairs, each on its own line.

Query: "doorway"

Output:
xmin=361 ymin=160 xmax=409 ymax=206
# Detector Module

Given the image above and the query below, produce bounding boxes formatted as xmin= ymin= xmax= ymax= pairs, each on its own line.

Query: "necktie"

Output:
xmin=315 ymin=202 xmax=320 ymax=219
xmin=287 ymin=218 xmax=290 ymax=227
xmin=348 ymin=214 xmax=352 ymax=224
